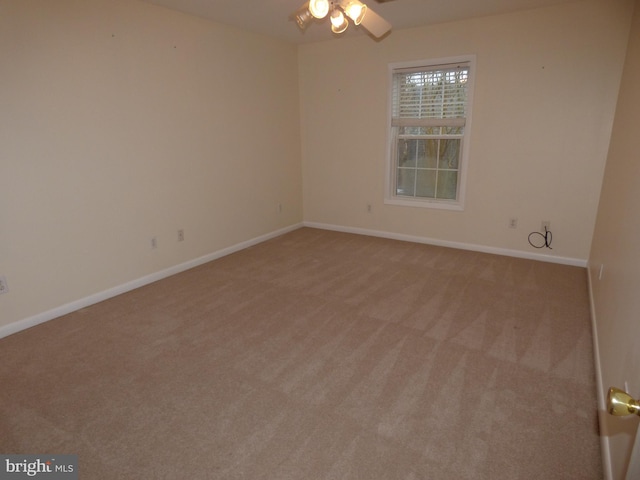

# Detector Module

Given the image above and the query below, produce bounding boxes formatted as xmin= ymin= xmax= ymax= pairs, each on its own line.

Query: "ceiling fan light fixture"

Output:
xmin=291 ymin=0 xmax=390 ymax=39
xmin=330 ymin=9 xmax=348 ymax=33
xmin=341 ymin=0 xmax=367 ymax=25
xmin=309 ymin=0 xmax=330 ymax=19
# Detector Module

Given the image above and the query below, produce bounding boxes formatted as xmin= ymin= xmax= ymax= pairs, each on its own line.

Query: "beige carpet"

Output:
xmin=0 ymin=227 xmax=602 ymax=479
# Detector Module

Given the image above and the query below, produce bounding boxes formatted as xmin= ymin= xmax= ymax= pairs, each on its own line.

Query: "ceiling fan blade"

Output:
xmin=360 ymin=6 xmax=392 ymax=38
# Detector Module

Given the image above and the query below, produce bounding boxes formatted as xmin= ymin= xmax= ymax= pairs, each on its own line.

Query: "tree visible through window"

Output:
xmin=387 ymin=57 xmax=474 ymax=209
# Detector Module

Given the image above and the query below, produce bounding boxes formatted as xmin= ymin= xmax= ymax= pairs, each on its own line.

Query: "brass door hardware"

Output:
xmin=607 ymin=387 xmax=640 ymax=417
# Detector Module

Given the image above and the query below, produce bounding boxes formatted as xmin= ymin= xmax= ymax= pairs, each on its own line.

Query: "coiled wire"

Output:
xmin=528 ymin=226 xmax=552 ymax=249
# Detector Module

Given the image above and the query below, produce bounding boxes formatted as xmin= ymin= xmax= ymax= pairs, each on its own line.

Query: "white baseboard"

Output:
xmin=0 ymin=221 xmax=587 ymax=340
xmin=304 ymin=222 xmax=588 ymax=267
xmin=0 ymin=223 xmax=303 ymax=340
xmin=586 ymin=261 xmax=613 ymax=480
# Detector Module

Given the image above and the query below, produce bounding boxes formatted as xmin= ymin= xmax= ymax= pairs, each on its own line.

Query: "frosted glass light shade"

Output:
xmin=330 ymin=9 xmax=348 ymax=33
xmin=343 ymin=0 xmax=367 ymax=25
xmin=294 ymin=8 xmax=314 ymax=29
xmin=309 ymin=0 xmax=330 ymax=19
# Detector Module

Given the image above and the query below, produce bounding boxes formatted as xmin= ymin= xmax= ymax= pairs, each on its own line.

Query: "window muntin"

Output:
xmin=387 ymin=58 xmax=473 ymax=209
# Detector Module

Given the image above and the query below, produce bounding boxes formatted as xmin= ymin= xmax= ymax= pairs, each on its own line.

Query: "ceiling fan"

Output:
xmin=293 ymin=0 xmax=394 ymax=39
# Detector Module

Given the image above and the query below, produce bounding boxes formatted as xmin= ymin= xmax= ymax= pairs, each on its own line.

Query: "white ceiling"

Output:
xmin=139 ymin=0 xmax=582 ymax=44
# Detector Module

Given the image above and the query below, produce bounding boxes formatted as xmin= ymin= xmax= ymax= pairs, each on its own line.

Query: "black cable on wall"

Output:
xmin=528 ymin=226 xmax=552 ymax=249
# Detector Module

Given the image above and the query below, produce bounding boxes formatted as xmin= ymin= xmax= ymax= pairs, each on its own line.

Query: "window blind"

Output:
xmin=391 ymin=63 xmax=469 ymax=124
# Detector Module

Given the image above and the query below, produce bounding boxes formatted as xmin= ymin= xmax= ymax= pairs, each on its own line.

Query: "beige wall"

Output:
xmin=299 ymin=0 xmax=633 ymax=263
xmin=589 ymin=0 xmax=640 ymax=477
xmin=0 ymin=0 xmax=302 ymax=330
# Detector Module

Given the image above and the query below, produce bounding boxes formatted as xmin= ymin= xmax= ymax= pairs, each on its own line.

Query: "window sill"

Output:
xmin=384 ymin=196 xmax=464 ymax=211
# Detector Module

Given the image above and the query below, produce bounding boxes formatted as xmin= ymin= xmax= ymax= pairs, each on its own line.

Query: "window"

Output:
xmin=386 ymin=56 xmax=475 ymax=210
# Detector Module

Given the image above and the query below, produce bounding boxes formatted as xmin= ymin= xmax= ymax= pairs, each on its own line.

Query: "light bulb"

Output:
xmin=343 ymin=1 xmax=367 ymax=25
xmin=309 ymin=0 xmax=330 ymax=19
xmin=330 ymin=9 xmax=348 ymax=34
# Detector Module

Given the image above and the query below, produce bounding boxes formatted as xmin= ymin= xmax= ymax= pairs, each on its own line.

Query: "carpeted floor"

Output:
xmin=0 ymin=227 xmax=602 ymax=479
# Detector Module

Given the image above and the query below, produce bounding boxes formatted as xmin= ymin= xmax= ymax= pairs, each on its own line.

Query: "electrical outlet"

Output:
xmin=151 ymin=237 xmax=158 ymax=249
xmin=508 ymin=218 xmax=518 ymax=229
xmin=178 ymin=229 xmax=184 ymax=242
xmin=0 ymin=276 xmax=8 ymax=295
xmin=541 ymin=221 xmax=551 ymax=231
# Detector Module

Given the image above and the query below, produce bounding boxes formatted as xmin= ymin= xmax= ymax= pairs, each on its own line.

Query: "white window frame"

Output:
xmin=385 ymin=55 xmax=476 ymax=211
